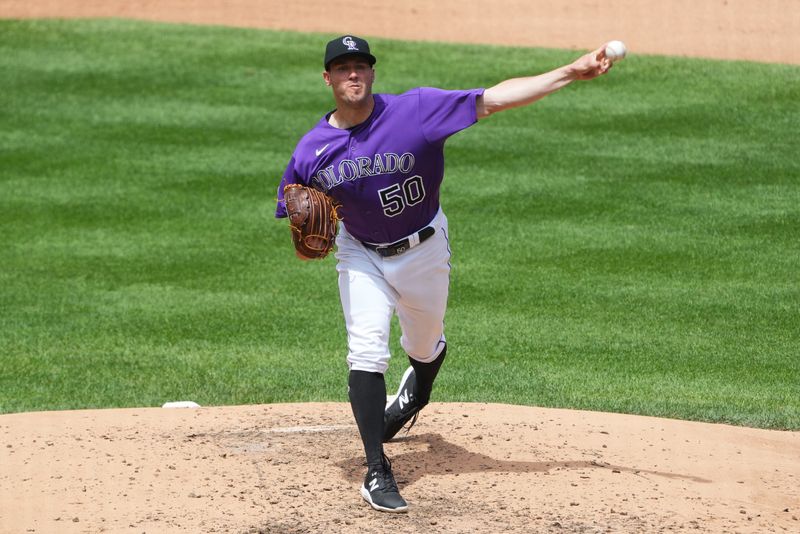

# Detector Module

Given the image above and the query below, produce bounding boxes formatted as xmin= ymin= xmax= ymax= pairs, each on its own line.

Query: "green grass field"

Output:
xmin=1 ymin=19 xmax=798 ymax=429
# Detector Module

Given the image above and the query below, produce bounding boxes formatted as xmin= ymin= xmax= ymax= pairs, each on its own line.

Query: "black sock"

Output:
xmin=348 ymin=370 xmax=386 ymax=468
xmin=409 ymin=343 xmax=447 ymax=406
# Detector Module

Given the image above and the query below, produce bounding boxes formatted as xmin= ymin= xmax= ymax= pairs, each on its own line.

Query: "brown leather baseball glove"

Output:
xmin=283 ymin=184 xmax=341 ymax=260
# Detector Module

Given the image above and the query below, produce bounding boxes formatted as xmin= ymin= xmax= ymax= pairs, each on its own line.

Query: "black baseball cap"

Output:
xmin=324 ymin=35 xmax=377 ymax=71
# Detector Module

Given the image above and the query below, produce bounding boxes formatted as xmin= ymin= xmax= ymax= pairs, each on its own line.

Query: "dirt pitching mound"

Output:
xmin=2 ymin=403 xmax=798 ymax=533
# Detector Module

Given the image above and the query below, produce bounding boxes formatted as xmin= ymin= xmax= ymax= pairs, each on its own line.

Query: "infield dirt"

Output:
xmin=1 ymin=1 xmax=799 ymax=533
xmin=3 ymin=403 xmax=799 ymax=533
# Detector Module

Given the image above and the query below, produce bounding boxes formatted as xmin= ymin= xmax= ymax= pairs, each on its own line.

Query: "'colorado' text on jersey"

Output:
xmin=275 ymin=87 xmax=484 ymax=244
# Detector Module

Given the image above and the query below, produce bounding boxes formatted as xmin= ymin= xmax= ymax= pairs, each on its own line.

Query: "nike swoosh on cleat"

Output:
xmin=315 ymin=144 xmax=330 ymax=157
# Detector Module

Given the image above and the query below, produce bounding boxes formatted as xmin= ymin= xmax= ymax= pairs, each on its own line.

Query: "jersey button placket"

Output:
xmin=351 ymin=125 xmax=362 ymax=152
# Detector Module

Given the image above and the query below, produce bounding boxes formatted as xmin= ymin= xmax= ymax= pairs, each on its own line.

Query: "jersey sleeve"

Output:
xmin=274 ymin=155 xmax=299 ymax=218
xmin=418 ymin=87 xmax=485 ymax=144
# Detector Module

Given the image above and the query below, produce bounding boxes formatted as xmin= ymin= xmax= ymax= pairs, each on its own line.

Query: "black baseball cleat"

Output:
xmin=360 ymin=455 xmax=408 ymax=513
xmin=383 ymin=366 xmax=425 ymax=442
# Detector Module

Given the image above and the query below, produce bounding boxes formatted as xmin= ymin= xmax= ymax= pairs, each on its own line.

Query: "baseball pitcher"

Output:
xmin=275 ymin=35 xmax=614 ymax=512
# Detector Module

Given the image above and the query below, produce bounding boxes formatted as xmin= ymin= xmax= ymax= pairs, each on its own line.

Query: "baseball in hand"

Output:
xmin=605 ymin=40 xmax=628 ymax=62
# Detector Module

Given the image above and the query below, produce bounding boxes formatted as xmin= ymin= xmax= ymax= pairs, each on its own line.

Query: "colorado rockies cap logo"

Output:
xmin=342 ymin=36 xmax=359 ymax=51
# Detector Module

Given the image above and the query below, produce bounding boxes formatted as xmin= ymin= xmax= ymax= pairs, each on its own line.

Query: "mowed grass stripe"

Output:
xmin=0 ymin=19 xmax=798 ymax=428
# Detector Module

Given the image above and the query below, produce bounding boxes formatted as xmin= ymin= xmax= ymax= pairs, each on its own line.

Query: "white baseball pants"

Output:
xmin=335 ymin=209 xmax=451 ymax=374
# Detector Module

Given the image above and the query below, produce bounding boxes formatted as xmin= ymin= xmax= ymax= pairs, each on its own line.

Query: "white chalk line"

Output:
xmin=263 ymin=424 xmax=354 ymax=434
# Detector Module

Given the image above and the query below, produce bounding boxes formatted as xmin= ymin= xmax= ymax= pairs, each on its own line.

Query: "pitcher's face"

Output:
xmin=324 ymin=56 xmax=375 ymax=108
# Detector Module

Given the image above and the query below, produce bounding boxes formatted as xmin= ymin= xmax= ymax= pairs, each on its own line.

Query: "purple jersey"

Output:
xmin=275 ymin=87 xmax=484 ymax=244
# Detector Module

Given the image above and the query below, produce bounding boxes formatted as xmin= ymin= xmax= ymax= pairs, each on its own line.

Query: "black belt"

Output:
xmin=362 ymin=226 xmax=435 ymax=257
